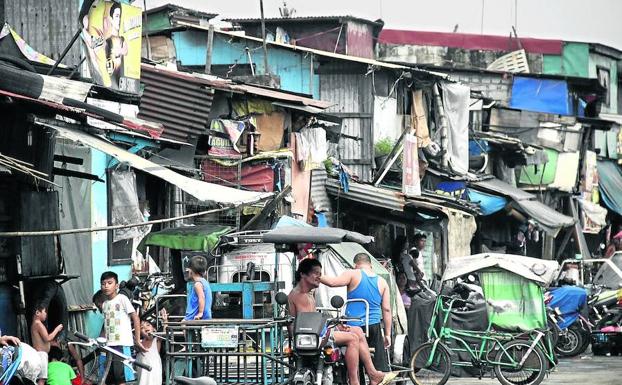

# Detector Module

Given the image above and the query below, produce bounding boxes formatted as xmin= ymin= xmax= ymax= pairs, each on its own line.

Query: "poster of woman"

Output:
xmin=80 ymin=0 xmax=142 ymax=93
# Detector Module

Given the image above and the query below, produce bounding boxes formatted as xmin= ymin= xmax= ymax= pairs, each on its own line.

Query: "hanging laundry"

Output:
xmin=295 ymin=127 xmax=328 ymax=171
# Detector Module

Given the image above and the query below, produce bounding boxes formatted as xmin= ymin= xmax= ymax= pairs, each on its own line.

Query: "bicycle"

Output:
xmin=69 ymin=332 xmax=151 ymax=385
xmin=410 ymin=295 xmax=547 ymax=385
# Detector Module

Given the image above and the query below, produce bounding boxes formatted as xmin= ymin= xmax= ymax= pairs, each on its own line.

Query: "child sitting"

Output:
xmin=47 ymin=346 xmax=76 ymax=385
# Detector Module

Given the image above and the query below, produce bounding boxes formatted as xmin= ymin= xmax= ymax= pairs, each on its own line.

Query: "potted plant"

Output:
xmin=374 ymin=137 xmax=397 ymax=169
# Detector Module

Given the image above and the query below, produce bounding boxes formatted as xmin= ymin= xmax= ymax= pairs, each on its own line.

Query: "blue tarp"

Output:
xmin=467 ymin=189 xmax=508 ymax=215
xmin=597 ymin=160 xmax=622 ymax=216
xmin=509 ymin=77 xmax=571 ymax=115
xmin=547 ymin=286 xmax=588 ymax=329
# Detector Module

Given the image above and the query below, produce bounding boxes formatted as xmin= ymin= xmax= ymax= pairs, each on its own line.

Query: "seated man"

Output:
xmin=320 ymin=253 xmax=392 ymax=372
xmin=288 ymin=258 xmax=396 ymax=385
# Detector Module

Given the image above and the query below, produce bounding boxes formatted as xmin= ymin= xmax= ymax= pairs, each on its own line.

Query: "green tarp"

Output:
xmin=481 ymin=269 xmax=546 ymax=332
xmin=519 ymin=148 xmax=558 ymax=185
xmin=140 ymin=224 xmax=231 ymax=252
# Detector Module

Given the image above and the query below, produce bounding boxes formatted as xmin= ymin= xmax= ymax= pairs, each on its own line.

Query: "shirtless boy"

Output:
xmin=31 ymin=302 xmax=64 ymax=385
xmin=288 ymin=258 xmax=396 ymax=385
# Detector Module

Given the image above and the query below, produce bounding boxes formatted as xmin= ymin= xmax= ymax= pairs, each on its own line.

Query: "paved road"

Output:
xmin=443 ymin=354 xmax=622 ymax=385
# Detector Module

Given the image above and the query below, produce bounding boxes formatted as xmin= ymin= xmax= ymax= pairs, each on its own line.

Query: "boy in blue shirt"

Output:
xmin=184 ymin=256 xmax=212 ymax=320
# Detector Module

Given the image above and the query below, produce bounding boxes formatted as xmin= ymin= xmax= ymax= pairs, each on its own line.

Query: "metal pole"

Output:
xmin=433 ymin=83 xmax=449 ymax=169
xmin=480 ymin=0 xmax=485 ymax=34
xmin=259 ymin=0 xmax=269 ymax=75
xmin=205 ymin=24 xmax=214 ymax=74
xmin=47 ymin=28 xmax=81 ymax=75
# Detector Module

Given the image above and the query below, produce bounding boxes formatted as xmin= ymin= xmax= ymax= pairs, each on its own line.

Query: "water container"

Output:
xmin=0 ymin=284 xmax=17 ymax=336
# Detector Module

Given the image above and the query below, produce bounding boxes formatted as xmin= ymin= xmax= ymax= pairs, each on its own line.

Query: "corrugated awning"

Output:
xmin=271 ymin=102 xmax=342 ymax=123
xmin=41 ymin=123 xmax=272 ymax=207
xmin=597 ymin=160 xmax=622 ymax=216
xmin=326 ymin=178 xmax=405 ymax=211
xmin=473 ymin=178 xmax=575 ymax=236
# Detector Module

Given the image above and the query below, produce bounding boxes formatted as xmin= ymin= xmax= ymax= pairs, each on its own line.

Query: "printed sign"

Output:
xmin=201 ymin=326 xmax=239 ymax=348
xmin=81 ymin=0 xmax=142 ymax=93
xmin=402 ymin=133 xmax=421 ymax=197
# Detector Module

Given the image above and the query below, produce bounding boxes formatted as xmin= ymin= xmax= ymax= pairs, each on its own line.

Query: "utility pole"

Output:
xmin=259 ymin=0 xmax=270 ymax=75
xmin=480 ymin=0 xmax=485 ymax=34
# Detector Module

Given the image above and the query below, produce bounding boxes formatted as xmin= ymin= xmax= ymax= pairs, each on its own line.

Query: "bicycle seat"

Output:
xmin=174 ymin=376 xmax=217 ymax=385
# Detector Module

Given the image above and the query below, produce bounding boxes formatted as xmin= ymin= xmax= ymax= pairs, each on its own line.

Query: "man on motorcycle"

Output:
xmin=288 ymin=258 xmax=397 ymax=385
xmin=320 ymin=253 xmax=392 ymax=372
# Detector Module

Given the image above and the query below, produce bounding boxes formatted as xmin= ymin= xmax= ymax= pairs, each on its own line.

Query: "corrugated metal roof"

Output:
xmin=325 ymin=178 xmax=405 ymax=211
xmin=141 ymin=64 xmax=332 ymax=109
xmin=139 ymin=65 xmax=214 ymax=142
xmin=310 ymin=169 xmax=332 ymax=213
xmin=225 ymin=15 xmax=384 ymax=27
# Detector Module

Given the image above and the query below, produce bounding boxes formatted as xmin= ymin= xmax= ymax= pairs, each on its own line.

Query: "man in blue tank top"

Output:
xmin=320 ymin=252 xmax=392 ymax=371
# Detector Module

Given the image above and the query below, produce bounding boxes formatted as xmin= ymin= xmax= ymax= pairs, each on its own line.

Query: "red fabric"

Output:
xmin=71 ymin=375 xmax=83 ymax=385
xmin=378 ymin=29 xmax=563 ymax=55
xmin=201 ymin=160 xmax=275 ymax=192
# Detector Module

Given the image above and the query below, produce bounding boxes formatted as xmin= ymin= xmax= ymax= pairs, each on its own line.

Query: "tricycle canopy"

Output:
xmin=442 ymin=253 xmax=560 ymax=286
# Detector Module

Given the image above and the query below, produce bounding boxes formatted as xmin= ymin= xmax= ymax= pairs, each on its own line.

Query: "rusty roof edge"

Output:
xmin=141 ymin=63 xmax=333 ymax=109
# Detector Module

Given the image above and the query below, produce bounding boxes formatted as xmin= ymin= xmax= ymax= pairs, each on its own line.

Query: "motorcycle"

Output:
xmin=545 ymin=285 xmax=591 ymax=357
xmin=275 ymin=292 xmax=359 ymax=385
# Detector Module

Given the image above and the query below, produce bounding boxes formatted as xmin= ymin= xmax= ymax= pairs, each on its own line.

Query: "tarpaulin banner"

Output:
xmin=402 ymin=133 xmax=421 ymax=196
xmin=81 ymin=0 xmax=142 ymax=93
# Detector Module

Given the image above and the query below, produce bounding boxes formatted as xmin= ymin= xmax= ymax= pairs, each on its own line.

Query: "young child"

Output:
xmin=46 ymin=346 xmax=76 ymax=385
xmin=184 ymin=256 xmax=212 ymax=321
xmin=136 ymin=310 xmax=167 ymax=385
xmin=31 ymin=302 xmax=64 ymax=385
xmin=100 ymin=271 xmax=145 ymax=385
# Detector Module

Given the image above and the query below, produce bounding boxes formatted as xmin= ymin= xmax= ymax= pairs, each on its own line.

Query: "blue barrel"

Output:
xmin=0 ymin=284 xmax=17 ymax=336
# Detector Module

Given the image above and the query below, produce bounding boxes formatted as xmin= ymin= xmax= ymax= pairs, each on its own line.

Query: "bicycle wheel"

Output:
xmin=494 ymin=340 xmax=546 ymax=385
xmin=409 ymin=342 xmax=451 ymax=385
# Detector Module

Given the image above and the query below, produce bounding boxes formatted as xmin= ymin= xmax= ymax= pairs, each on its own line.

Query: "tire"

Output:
xmin=0 ymin=54 xmax=36 ymax=72
xmin=576 ymin=324 xmax=591 ymax=355
xmin=547 ymin=319 xmax=560 ymax=348
xmin=494 ymin=340 xmax=547 ymax=385
xmin=555 ymin=325 xmax=584 ymax=357
xmin=0 ymin=62 xmax=44 ymax=99
xmin=409 ymin=342 xmax=451 ymax=385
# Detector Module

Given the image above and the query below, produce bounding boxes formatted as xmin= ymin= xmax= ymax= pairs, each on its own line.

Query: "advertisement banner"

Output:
xmin=81 ymin=0 xmax=142 ymax=93
xmin=402 ymin=133 xmax=421 ymax=197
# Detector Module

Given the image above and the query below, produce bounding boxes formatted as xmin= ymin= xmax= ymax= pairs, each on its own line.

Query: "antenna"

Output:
xmin=480 ymin=0 xmax=485 ymax=34
xmin=279 ymin=1 xmax=296 ymax=18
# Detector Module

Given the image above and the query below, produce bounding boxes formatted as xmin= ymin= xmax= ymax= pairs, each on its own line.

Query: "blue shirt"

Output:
xmin=184 ymin=278 xmax=212 ymax=320
xmin=345 ymin=270 xmax=382 ymax=327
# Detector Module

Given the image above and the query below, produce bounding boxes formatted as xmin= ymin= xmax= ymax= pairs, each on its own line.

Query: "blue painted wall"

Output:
xmin=85 ymin=149 xmax=131 ymax=337
xmin=171 ymin=30 xmax=320 ymax=98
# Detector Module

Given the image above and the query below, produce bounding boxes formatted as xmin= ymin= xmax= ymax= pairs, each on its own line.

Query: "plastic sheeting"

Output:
xmin=140 ymin=224 xmax=231 ymax=252
xmin=110 ymin=170 xmax=148 ymax=242
xmin=441 ymin=82 xmax=470 ymax=174
xmin=54 ymin=143 xmax=93 ymax=306
xmin=473 ymin=178 xmax=575 ymax=237
xmin=467 ymin=189 xmax=507 ymax=215
xmin=597 ymin=160 xmax=622 ymax=216
xmin=509 ymin=77 xmax=570 ymax=115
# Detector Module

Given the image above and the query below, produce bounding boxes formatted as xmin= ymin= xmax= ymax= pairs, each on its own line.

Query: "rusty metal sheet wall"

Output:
xmin=5 ymin=0 xmax=81 ymax=66
xmin=319 ymin=66 xmax=373 ymax=181
xmin=139 ymin=65 xmax=214 ymax=142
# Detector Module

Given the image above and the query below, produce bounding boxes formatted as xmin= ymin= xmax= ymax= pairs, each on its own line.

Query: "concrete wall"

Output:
xmin=449 ymin=71 xmax=513 ymax=104
xmin=172 ymin=30 xmax=320 ymax=98
xmin=589 ymin=52 xmax=618 ymax=114
xmin=377 ymin=43 xmax=543 ymax=72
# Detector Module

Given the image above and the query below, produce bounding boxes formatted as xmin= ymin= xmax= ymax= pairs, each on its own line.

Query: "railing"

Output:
xmin=162 ymin=319 xmax=291 ymax=385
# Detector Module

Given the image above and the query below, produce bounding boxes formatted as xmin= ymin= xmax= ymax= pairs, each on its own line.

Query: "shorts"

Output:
xmin=105 ymin=346 xmax=136 ymax=385
xmin=37 ymin=351 xmax=48 ymax=380
xmin=367 ymin=323 xmax=390 ymax=372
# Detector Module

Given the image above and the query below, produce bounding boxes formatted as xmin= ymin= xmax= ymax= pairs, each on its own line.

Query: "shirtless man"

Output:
xmin=31 ymin=302 xmax=63 ymax=385
xmin=288 ymin=258 xmax=396 ymax=385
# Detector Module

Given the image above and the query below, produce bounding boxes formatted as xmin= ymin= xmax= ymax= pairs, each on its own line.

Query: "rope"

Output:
xmin=0 ymin=206 xmax=235 ymax=237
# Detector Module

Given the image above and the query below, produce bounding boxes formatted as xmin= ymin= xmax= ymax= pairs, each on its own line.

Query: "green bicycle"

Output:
xmin=409 ymin=295 xmax=547 ymax=385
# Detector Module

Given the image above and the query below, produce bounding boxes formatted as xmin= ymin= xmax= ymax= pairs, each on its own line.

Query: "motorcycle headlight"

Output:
xmin=295 ymin=334 xmax=318 ymax=349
